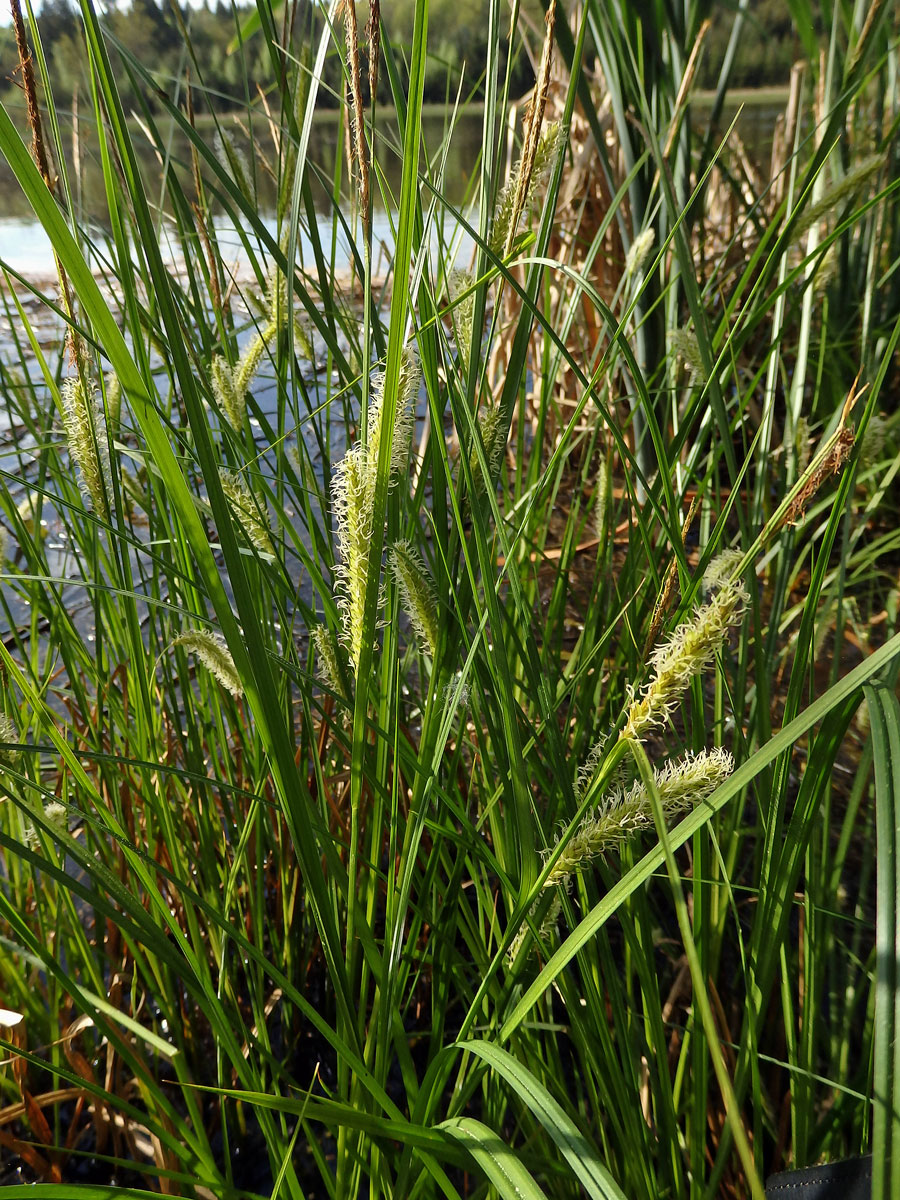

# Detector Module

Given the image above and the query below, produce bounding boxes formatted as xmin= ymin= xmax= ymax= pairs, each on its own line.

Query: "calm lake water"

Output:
xmin=0 ymin=107 xmax=486 ymax=278
xmin=0 ymin=98 xmax=785 ymax=279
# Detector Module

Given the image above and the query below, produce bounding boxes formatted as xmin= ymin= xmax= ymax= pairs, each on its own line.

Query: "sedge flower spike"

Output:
xmin=364 ymin=346 xmax=419 ymax=499
xmin=490 ymin=120 xmax=566 ymax=256
xmin=469 ymin=405 xmax=505 ymax=495
xmin=313 ymin=625 xmax=352 ymax=711
xmin=60 ymin=376 xmax=112 ymax=521
xmin=333 ymin=447 xmax=371 ymax=670
xmin=333 ymin=344 xmax=419 ymax=670
xmin=23 ymin=801 xmax=67 ymax=849
xmin=593 ymin=458 xmax=608 ymax=543
xmin=171 ymin=630 xmax=243 ymax=698
xmin=389 ymin=541 xmax=440 ymax=657
xmin=545 ymin=748 xmax=734 ymax=889
xmin=0 ymin=715 xmax=20 ymax=769
xmin=218 ymin=468 xmax=275 ymax=556
xmin=211 ymin=356 xmax=243 ymax=430
xmin=212 ymin=267 xmax=312 ymax=433
xmin=448 ymin=269 xmax=476 ymax=361
xmin=622 ymin=553 xmax=747 ymax=742
xmin=625 ymin=228 xmax=656 ymax=279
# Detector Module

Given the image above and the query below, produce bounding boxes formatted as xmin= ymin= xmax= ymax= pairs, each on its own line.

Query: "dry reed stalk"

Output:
xmin=10 ymin=0 xmax=85 ymax=371
xmin=642 ymin=496 xmax=701 ymax=658
xmin=342 ymin=0 xmax=370 ymax=235
xmin=771 ymin=62 xmax=805 ymax=207
xmin=755 ymin=378 xmax=862 ymax=552
xmin=71 ymin=84 xmax=81 ymax=210
xmin=504 ymin=0 xmax=557 ymax=257
xmin=663 ymin=18 xmax=711 ymax=160
xmin=847 ymin=0 xmax=886 ymax=75
xmin=10 ymin=0 xmax=51 ymax=189
xmin=366 ymin=0 xmax=381 ymax=118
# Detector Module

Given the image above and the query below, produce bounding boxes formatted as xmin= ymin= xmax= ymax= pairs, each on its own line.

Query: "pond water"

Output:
xmin=0 ymin=106 xmax=486 ymax=279
xmin=0 ymin=97 xmax=785 ymax=279
xmin=0 ymin=95 xmax=786 ymax=653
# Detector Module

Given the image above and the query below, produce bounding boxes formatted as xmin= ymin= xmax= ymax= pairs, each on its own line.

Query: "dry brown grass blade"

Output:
xmin=505 ymin=0 xmax=557 ymax=257
xmin=0 ymin=1126 xmax=61 ymax=1181
xmin=62 ymin=1012 xmax=110 ymax=1155
xmin=663 ymin=19 xmax=711 ymax=160
xmin=643 ymin=496 xmax=701 ymax=657
xmin=342 ymin=0 xmax=370 ymax=233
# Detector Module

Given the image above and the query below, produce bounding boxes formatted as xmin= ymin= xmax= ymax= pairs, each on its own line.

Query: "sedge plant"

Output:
xmin=0 ymin=0 xmax=897 ymax=1197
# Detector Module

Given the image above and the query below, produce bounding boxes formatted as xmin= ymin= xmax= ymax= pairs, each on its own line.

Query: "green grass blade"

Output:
xmin=440 ymin=1116 xmax=551 ymax=1199
xmin=865 ymin=680 xmax=900 ymax=1200
xmin=459 ymin=1039 xmax=628 ymax=1199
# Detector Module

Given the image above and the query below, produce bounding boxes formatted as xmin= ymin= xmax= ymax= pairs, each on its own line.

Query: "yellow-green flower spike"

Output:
xmin=0 ymin=715 xmax=20 ymax=770
xmin=490 ymin=120 xmax=565 ymax=257
xmin=211 ymin=355 xmax=243 ymax=431
xmin=389 ymin=540 xmax=440 ymax=658
xmin=312 ymin=624 xmax=352 ymax=711
xmin=546 ymin=748 xmax=734 ymax=888
xmin=625 ymin=228 xmax=656 ymax=278
xmin=448 ymin=269 xmax=476 ymax=361
xmin=364 ymin=346 xmax=419 ymax=500
xmin=623 ymin=554 xmax=747 ymax=742
xmin=60 ymin=376 xmax=112 ymax=521
xmin=171 ymin=630 xmax=243 ymax=698
xmin=218 ymin=468 xmax=275 ymax=556
xmin=333 ymin=446 xmax=372 ymax=670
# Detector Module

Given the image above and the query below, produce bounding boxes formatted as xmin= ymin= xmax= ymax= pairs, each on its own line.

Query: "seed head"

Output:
xmin=469 ymin=404 xmax=506 ymax=494
xmin=23 ymin=800 xmax=68 ymax=849
xmin=171 ymin=630 xmax=243 ymax=698
xmin=669 ymin=327 xmax=705 ymax=384
xmin=448 ymin=269 xmax=476 ymax=362
xmin=313 ymin=624 xmax=352 ymax=711
xmin=332 ymin=344 xmax=419 ymax=670
xmin=623 ymin=555 xmax=747 ymax=742
xmin=60 ymin=376 xmax=112 ymax=521
xmin=233 ymin=320 xmax=277 ymax=405
xmin=593 ymin=458 xmax=608 ymax=543
xmin=105 ymin=373 xmax=122 ymax=427
xmin=215 ymin=130 xmax=253 ymax=203
xmin=793 ymin=153 xmax=884 ymax=241
xmin=490 ymin=121 xmax=565 ymax=256
xmin=333 ymin=446 xmax=372 ymax=670
xmin=545 ymin=747 xmax=734 ymax=887
xmin=625 ymin=228 xmax=656 ymax=279
xmin=365 ymin=346 xmax=419 ymax=499
xmin=211 ymin=355 xmax=244 ymax=430
xmin=218 ymin=468 xmax=275 ymax=556
xmin=0 ymin=715 xmax=20 ymax=770
xmin=389 ymin=540 xmax=440 ymax=657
